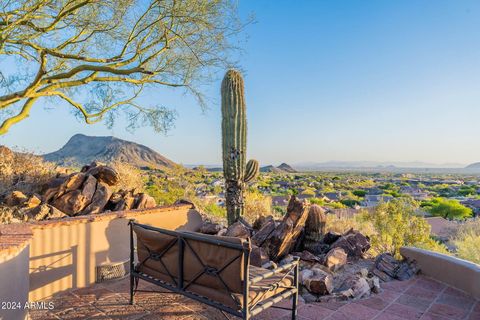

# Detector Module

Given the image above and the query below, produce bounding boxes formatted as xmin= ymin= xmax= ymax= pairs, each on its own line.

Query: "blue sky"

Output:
xmin=2 ymin=1 xmax=480 ymax=166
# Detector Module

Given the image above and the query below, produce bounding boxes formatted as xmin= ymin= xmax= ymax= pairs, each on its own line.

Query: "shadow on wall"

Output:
xmin=28 ymin=207 xmax=203 ymax=301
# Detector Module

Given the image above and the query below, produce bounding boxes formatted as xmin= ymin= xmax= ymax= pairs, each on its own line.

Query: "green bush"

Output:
xmin=353 ymin=190 xmax=367 ymax=197
xmin=424 ymin=198 xmax=472 ymax=220
xmin=326 ymin=199 xmax=448 ymax=259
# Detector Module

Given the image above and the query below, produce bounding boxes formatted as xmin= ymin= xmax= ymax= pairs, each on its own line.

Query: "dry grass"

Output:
xmin=110 ymin=161 xmax=145 ymax=192
xmin=452 ymin=218 xmax=480 ymax=264
xmin=0 ymin=148 xmax=56 ymax=199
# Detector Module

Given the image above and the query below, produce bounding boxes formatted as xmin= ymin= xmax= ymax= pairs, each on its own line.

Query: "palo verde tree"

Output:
xmin=0 ymin=0 xmax=242 ymax=134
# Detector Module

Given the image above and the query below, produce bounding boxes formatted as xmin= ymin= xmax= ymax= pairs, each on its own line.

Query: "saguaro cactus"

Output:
xmin=221 ymin=69 xmax=259 ymax=225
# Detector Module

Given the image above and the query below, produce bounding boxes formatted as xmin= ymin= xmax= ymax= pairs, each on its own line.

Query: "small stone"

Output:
xmin=301 ymin=290 xmax=317 ymax=303
xmin=324 ymin=247 xmax=347 ymax=272
xmin=351 ymin=277 xmax=371 ymax=300
xmin=279 ymin=254 xmax=294 ymax=266
xmin=359 ymin=268 xmax=369 ymax=278
xmin=367 ymin=276 xmax=381 ymax=293
xmin=261 ymin=261 xmax=277 ymax=270
xmin=225 ymin=221 xmax=250 ymax=239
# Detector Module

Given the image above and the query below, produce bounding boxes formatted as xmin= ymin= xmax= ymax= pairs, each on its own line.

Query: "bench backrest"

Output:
xmin=133 ymin=223 xmax=249 ymax=296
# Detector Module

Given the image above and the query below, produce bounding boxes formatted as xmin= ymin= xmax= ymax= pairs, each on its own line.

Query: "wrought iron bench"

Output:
xmin=129 ymin=220 xmax=300 ymax=319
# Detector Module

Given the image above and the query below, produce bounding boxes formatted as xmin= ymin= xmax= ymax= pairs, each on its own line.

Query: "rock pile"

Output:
xmin=2 ymin=162 xmax=157 ymax=221
xmin=198 ymin=195 xmax=417 ymax=304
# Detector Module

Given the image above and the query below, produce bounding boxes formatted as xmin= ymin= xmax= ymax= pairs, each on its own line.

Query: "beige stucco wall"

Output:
xmin=29 ymin=205 xmax=202 ymax=301
xmin=0 ymin=245 xmax=30 ymax=320
xmin=400 ymin=246 xmax=480 ymax=299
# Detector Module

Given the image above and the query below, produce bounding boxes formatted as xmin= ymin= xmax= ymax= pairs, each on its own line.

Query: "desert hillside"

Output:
xmin=43 ymin=134 xmax=176 ymax=169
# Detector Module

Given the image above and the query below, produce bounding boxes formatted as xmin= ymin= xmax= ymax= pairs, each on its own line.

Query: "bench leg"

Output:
xmin=129 ymin=274 xmax=135 ymax=305
xmin=291 ymin=292 xmax=298 ymax=320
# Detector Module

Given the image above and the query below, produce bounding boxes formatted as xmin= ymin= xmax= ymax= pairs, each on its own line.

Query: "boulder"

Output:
xmin=262 ymin=196 xmax=310 ymax=261
xmin=250 ymin=246 xmax=269 ymax=267
xmin=292 ymin=250 xmax=323 ymax=264
xmin=302 ymin=268 xmax=334 ymax=295
xmin=371 ymin=253 xmax=417 ymax=281
xmin=251 ymin=218 xmax=276 ymax=247
xmin=330 ymin=229 xmax=370 ymax=260
xmin=252 ymin=215 xmax=274 ymax=231
xmin=323 ymin=231 xmax=342 ymax=245
xmin=4 ymin=191 xmax=28 ymax=206
xmin=24 ymin=194 xmax=42 ymax=209
xmin=85 ymin=165 xmax=119 ymax=186
xmin=25 ymin=204 xmax=51 ymax=221
xmin=52 ymin=190 xmax=89 ymax=216
xmin=324 ymin=247 xmax=347 ymax=272
xmin=81 ymin=175 xmax=97 ymax=202
xmin=199 ymin=221 xmax=224 ymax=235
xmin=225 ymin=221 xmax=250 ymax=239
xmin=134 ymin=193 xmax=157 ymax=209
xmin=79 ymin=182 xmax=112 ymax=215
xmin=61 ymin=172 xmax=88 ymax=194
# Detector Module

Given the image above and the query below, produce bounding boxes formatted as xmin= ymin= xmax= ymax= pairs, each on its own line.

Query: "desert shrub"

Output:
xmin=194 ymin=199 xmax=226 ymax=220
xmin=326 ymin=199 xmax=448 ymax=258
xmin=423 ymin=198 xmax=472 ymax=220
xmin=325 ymin=212 xmax=375 ymax=236
xmin=0 ymin=148 xmax=56 ymax=198
xmin=144 ymin=165 xmax=196 ymax=206
xmin=367 ymin=199 xmax=448 ymax=258
xmin=110 ymin=161 xmax=145 ymax=192
xmin=452 ymin=218 xmax=480 ymax=264
xmin=243 ymin=189 xmax=273 ymax=223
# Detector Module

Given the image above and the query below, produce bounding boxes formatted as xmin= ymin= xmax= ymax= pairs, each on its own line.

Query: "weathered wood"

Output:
xmin=262 ymin=196 xmax=310 ymax=261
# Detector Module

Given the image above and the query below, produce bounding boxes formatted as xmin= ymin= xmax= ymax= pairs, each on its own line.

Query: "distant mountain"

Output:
xmin=466 ymin=162 xmax=480 ymax=169
xmin=261 ymin=163 xmax=297 ymax=173
xmin=277 ymin=163 xmax=297 ymax=173
xmin=43 ymin=134 xmax=175 ymax=169
xmin=296 ymin=161 xmax=465 ymax=170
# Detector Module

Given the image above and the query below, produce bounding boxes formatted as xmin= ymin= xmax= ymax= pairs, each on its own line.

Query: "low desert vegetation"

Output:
xmin=451 ymin=218 xmax=480 ymax=264
xmin=326 ymin=199 xmax=448 ymax=259
xmin=0 ymin=147 xmax=57 ymax=198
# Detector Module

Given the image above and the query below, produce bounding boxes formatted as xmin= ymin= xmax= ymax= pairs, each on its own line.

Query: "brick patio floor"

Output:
xmin=29 ymin=275 xmax=480 ymax=320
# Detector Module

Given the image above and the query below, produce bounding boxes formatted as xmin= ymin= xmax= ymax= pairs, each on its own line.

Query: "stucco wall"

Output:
xmin=0 ymin=245 xmax=30 ymax=320
xmin=401 ymin=246 xmax=480 ymax=299
xmin=28 ymin=204 xmax=202 ymax=301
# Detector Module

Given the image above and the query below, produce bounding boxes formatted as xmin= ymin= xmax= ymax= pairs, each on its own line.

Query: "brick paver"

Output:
xmin=28 ymin=275 xmax=479 ymax=320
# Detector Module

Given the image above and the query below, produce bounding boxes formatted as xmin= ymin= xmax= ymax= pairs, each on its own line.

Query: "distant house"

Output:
xmin=365 ymin=188 xmax=383 ymax=195
xmin=272 ymin=195 xmax=289 ymax=207
xmin=296 ymin=194 xmax=313 ymax=201
xmin=362 ymin=195 xmax=393 ymax=207
xmin=460 ymin=199 xmax=480 ymax=217
xmin=400 ymin=186 xmax=429 ymax=200
xmin=324 ymin=192 xmax=341 ymax=202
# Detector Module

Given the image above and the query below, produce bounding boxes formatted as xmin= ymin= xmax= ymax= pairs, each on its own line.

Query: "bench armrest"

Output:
xmin=250 ymin=257 xmax=300 ymax=284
